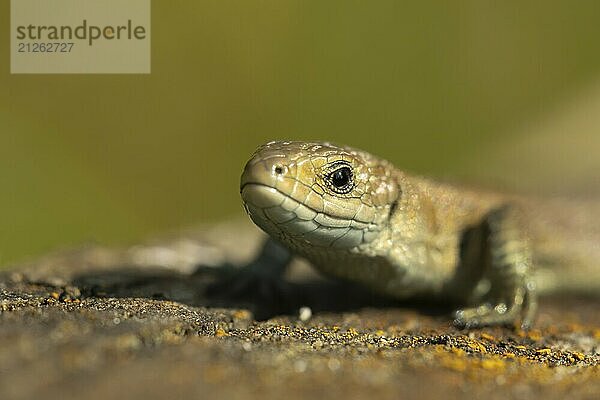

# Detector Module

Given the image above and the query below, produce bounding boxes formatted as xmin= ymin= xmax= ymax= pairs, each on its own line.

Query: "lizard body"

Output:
xmin=239 ymin=141 xmax=600 ymax=328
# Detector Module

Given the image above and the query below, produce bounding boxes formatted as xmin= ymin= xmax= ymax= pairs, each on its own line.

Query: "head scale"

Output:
xmin=240 ymin=141 xmax=400 ymax=250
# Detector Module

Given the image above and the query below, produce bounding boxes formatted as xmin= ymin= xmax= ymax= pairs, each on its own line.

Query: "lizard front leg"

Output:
xmin=453 ymin=205 xmax=538 ymax=330
xmin=205 ymin=237 xmax=293 ymax=306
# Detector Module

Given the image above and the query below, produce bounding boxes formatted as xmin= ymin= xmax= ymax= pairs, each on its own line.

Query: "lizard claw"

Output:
xmin=453 ymin=303 xmax=518 ymax=329
xmin=453 ymin=281 xmax=537 ymax=330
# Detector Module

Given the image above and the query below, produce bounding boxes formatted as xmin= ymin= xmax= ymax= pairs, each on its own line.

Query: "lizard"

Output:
xmin=237 ymin=140 xmax=600 ymax=329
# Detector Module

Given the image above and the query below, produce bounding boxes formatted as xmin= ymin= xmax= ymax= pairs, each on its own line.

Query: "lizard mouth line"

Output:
xmin=240 ymin=182 xmax=373 ymax=227
xmin=241 ymin=182 xmax=378 ymax=248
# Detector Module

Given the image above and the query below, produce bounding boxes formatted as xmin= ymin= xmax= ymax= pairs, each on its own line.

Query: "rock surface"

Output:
xmin=0 ymin=221 xmax=598 ymax=400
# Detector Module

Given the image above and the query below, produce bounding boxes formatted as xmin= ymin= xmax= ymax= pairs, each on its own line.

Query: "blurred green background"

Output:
xmin=2 ymin=1 xmax=600 ymax=265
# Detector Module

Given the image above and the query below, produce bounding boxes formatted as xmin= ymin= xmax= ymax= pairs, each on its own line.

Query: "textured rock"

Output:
xmin=0 ymin=220 xmax=598 ymax=400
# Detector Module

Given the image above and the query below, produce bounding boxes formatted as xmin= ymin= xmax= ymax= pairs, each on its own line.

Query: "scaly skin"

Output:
xmin=239 ymin=141 xmax=600 ymax=329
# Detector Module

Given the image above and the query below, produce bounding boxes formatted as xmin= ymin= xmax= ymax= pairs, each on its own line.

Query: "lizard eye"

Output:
xmin=326 ymin=164 xmax=354 ymax=194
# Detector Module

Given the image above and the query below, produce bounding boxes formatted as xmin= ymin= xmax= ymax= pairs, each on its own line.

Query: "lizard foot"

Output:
xmin=203 ymin=238 xmax=296 ymax=319
xmin=453 ymin=205 xmax=538 ymax=330
xmin=205 ymin=261 xmax=289 ymax=299
xmin=204 ymin=262 xmax=296 ymax=319
xmin=453 ymin=280 xmax=537 ymax=330
xmin=453 ymin=302 xmax=520 ymax=329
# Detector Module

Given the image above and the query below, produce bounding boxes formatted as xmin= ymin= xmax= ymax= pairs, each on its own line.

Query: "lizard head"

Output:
xmin=240 ymin=141 xmax=400 ymax=249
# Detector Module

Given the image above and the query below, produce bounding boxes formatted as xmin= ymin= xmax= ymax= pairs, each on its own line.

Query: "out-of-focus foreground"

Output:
xmin=0 ymin=222 xmax=598 ymax=400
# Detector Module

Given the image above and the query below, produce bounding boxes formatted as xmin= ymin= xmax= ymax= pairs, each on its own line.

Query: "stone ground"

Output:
xmin=0 ymin=221 xmax=598 ymax=400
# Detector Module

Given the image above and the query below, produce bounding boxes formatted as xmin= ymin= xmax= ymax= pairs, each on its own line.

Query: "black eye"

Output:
xmin=332 ymin=167 xmax=351 ymax=187
xmin=326 ymin=165 xmax=354 ymax=194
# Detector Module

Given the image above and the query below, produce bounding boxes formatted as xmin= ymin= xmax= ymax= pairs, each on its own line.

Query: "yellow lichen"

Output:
xmin=467 ymin=341 xmax=487 ymax=353
xmin=527 ymin=330 xmax=542 ymax=341
xmin=233 ymin=310 xmax=252 ymax=320
xmin=451 ymin=348 xmax=466 ymax=357
xmin=480 ymin=358 xmax=506 ymax=370
xmin=441 ymin=357 xmax=468 ymax=372
xmin=215 ymin=328 xmax=228 ymax=337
